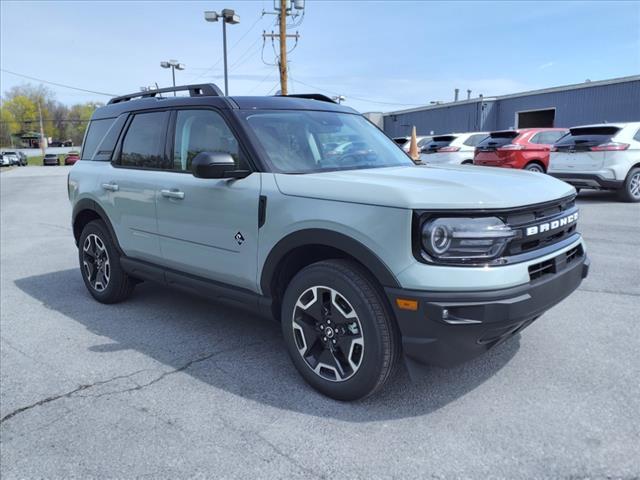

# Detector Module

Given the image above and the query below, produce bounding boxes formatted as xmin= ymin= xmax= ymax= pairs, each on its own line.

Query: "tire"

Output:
xmin=462 ymin=160 xmax=473 ymax=165
xmin=78 ymin=220 xmax=135 ymax=303
xmin=618 ymin=167 xmax=640 ymax=203
xmin=281 ymin=259 xmax=400 ymax=401
xmin=525 ymin=162 xmax=545 ymax=173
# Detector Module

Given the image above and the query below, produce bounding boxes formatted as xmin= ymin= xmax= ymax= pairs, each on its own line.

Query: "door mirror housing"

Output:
xmin=191 ymin=152 xmax=250 ymax=179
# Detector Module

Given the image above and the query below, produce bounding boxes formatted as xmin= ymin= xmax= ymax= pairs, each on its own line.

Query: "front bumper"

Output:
xmin=549 ymin=172 xmax=623 ymax=190
xmin=385 ymin=250 xmax=589 ymax=368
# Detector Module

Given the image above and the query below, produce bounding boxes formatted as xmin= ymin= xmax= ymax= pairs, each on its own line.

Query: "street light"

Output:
xmin=160 ymin=59 xmax=185 ymax=95
xmin=204 ymin=8 xmax=240 ymax=96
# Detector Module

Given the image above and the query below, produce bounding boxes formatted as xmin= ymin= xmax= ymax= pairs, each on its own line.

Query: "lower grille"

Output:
xmin=528 ymin=244 xmax=584 ymax=281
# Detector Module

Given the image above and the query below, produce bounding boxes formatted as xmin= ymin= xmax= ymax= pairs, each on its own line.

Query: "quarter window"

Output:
xmin=531 ymin=131 xmax=566 ymax=145
xmin=171 ymin=109 xmax=244 ymax=172
xmin=634 ymin=128 xmax=640 ymax=142
xmin=119 ymin=112 xmax=168 ymax=169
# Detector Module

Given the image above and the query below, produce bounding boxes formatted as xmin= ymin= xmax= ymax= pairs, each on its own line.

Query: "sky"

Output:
xmin=1 ymin=0 xmax=639 ymax=113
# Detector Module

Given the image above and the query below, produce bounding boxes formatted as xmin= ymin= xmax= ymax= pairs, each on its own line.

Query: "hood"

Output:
xmin=274 ymin=165 xmax=574 ymax=210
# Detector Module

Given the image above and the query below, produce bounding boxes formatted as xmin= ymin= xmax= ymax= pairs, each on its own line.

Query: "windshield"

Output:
xmin=242 ymin=110 xmax=413 ymax=173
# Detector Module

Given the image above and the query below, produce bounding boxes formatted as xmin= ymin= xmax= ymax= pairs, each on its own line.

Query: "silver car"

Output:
xmin=68 ymin=84 xmax=589 ymax=400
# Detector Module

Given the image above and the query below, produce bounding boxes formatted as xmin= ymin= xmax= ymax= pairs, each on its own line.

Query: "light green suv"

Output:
xmin=68 ymin=84 xmax=589 ymax=400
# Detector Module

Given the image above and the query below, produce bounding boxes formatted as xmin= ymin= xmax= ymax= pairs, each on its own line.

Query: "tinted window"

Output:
xmin=422 ymin=135 xmax=456 ymax=153
xmin=417 ymin=137 xmax=432 ymax=148
xmin=119 ymin=112 xmax=168 ymax=169
xmin=530 ymin=131 xmax=566 ymax=145
xmin=634 ymin=128 xmax=640 ymax=142
xmin=171 ymin=109 xmax=245 ymax=172
xmin=81 ymin=118 xmax=114 ymax=161
xmin=463 ymin=134 xmax=488 ymax=147
xmin=554 ymin=126 xmax=621 ymax=152
xmin=93 ymin=115 xmax=127 ymax=161
xmin=477 ymin=131 xmax=519 ymax=151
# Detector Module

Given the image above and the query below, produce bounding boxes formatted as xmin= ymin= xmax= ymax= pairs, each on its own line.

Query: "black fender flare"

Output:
xmin=72 ymin=199 xmax=122 ymax=252
xmin=260 ymin=228 xmax=401 ymax=295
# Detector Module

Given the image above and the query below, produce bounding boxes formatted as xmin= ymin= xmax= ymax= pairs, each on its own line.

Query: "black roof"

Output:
xmin=93 ymin=84 xmax=357 ymax=120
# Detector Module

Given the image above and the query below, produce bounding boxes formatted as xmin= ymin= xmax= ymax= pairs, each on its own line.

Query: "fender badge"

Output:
xmin=234 ymin=232 xmax=245 ymax=245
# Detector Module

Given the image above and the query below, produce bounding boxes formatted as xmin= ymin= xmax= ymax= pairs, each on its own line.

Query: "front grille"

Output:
xmin=528 ymin=244 xmax=584 ymax=281
xmin=504 ymin=197 xmax=578 ymax=257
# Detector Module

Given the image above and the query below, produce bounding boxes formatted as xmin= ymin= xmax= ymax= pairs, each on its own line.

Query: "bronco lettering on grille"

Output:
xmin=525 ymin=212 xmax=579 ymax=237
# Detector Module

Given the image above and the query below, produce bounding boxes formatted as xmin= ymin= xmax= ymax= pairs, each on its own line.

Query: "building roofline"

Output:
xmin=384 ymin=75 xmax=640 ymax=117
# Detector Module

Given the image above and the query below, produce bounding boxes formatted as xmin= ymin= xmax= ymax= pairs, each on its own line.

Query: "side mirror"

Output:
xmin=191 ymin=152 xmax=250 ymax=179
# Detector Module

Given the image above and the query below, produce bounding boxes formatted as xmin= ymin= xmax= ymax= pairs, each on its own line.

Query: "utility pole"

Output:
xmin=38 ymin=102 xmax=46 ymax=157
xmin=263 ymin=0 xmax=304 ymax=95
xmin=278 ymin=0 xmax=288 ymax=95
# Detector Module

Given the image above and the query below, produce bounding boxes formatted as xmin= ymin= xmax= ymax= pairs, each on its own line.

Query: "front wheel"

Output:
xmin=281 ymin=260 xmax=399 ymax=401
xmin=78 ymin=220 xmax=135 ymax=303
xmin=619 ymin=167 xmax=640 ymax=202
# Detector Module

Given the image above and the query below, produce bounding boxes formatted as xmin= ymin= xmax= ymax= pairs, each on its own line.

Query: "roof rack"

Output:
xmin=108 ymin=83 xmax=224 ymax=104
xmin=277 ymin=93 xmax=337 ymax=104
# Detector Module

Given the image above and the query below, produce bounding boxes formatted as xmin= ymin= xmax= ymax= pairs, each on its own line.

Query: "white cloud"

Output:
xmin=539 ymin=62 xmax=555 ymax=70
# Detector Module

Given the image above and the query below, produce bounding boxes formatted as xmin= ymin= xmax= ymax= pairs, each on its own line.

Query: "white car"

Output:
xmin=393 ymin=135 xmax=432 ymax=153
xmin=419 ymin=132 xmax=489 ymax=165
xmin=549 ymin=122 xmax=640 ymax=202
xmin=0 ymin=154 xmax=10 ymax=167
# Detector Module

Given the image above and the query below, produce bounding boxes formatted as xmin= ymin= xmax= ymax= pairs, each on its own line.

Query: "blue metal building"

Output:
xmin=382 ymin=75 xmax=640 ymax=137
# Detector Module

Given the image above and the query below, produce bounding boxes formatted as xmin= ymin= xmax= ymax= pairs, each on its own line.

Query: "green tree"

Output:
xmin=0 ymin=106 xmax=20 ymax=147
xmin=2 ymin=96 xmax=38 ymax=133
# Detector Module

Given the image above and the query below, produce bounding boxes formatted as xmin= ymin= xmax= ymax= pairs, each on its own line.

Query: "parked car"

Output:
xmin=474 ymin=128 xmax=568 ymax=172
xmin=393 ymin=135 xmax=432 ymax=153
xmin=43 ymin=154 xmax=60 ymax=166
xmin=0 ymin=154 xmax=11 ymax=167
xmin=65 ymin=152 xmax=81 ymax=165
xmin=69 ymin=84 xmax=588 ymax=401
xmin=548 ymin=122 xmax=640 ymax=202
xmin=2 ymin=152 xmax=21 ymax=166
xmin=1 ymin=150 xmax=27 ymax=166
xmin=419 ymin=132 xmax=489 ymax=165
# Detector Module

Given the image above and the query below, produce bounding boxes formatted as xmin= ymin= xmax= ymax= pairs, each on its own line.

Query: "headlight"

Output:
xmin=421 ymin=217 xmax=516 ymax=263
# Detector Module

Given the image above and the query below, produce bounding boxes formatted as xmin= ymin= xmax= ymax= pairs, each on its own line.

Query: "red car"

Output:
xmin=64 ymin=152 xmax=80 ymax=165
xmin=473 ymin=128 xmax=568 ymax=173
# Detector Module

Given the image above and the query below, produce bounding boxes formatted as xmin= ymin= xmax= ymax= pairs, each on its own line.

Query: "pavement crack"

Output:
xmin=0 ymin=370 xmax=146 ymax=426
xmin=78 ymin=341 xmax=265 ymax=399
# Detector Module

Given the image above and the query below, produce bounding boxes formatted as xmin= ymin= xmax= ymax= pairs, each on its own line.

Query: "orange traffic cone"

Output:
xmin=409 ymin=126 xmax=420 ymax=163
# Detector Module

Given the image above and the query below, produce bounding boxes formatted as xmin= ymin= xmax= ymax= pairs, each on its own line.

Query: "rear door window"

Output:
xmin=554 ymin=126 xmax=621 ymax=152
xmin=422 ymin=135 xmax=456 ymax=153
xmin=118 ymin=111 xmax=169 ymax=169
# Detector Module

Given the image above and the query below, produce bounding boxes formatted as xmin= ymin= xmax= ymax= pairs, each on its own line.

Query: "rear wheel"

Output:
xmin=281 ymin=259 xmax=399 ymax=401
xmin=619 ymin=167 xmax=640 ymax=202
xmin=78 ymin=220 xmax=135 ymax=303
xmin=525 ymin=162 xmax=545 ymax=173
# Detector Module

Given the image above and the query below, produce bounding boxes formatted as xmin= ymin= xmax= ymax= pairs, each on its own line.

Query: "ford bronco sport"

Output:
xmin=68 ymin=84 xmax=589 ymax=401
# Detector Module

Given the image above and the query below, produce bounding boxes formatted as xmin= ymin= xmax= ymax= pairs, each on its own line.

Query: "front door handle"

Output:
xmin=101 ymin=182 xmax=119 ymax=192
xmin=160 ymin=189 xmax=185 ymax=200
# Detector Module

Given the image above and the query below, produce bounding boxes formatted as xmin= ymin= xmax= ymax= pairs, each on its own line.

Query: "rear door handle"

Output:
xmin=101 ymin=182 xmax=119 ymax=192
xmin=160 ymin=189 xmax=185 ymax=200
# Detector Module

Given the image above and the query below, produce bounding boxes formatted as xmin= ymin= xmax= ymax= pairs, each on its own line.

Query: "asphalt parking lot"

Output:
xmin=1 ymin=166 xmax=638 ymax=479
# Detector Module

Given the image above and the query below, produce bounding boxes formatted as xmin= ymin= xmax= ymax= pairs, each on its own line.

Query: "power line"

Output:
xmin=287 ymin=74 xmax=422 ymax=107
xmin=1 ymin=69 xmax=116 ymax=97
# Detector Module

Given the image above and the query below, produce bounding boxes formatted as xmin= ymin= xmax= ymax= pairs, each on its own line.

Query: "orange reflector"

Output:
xmin=396 ymin=298 xmax=418 ymax=311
